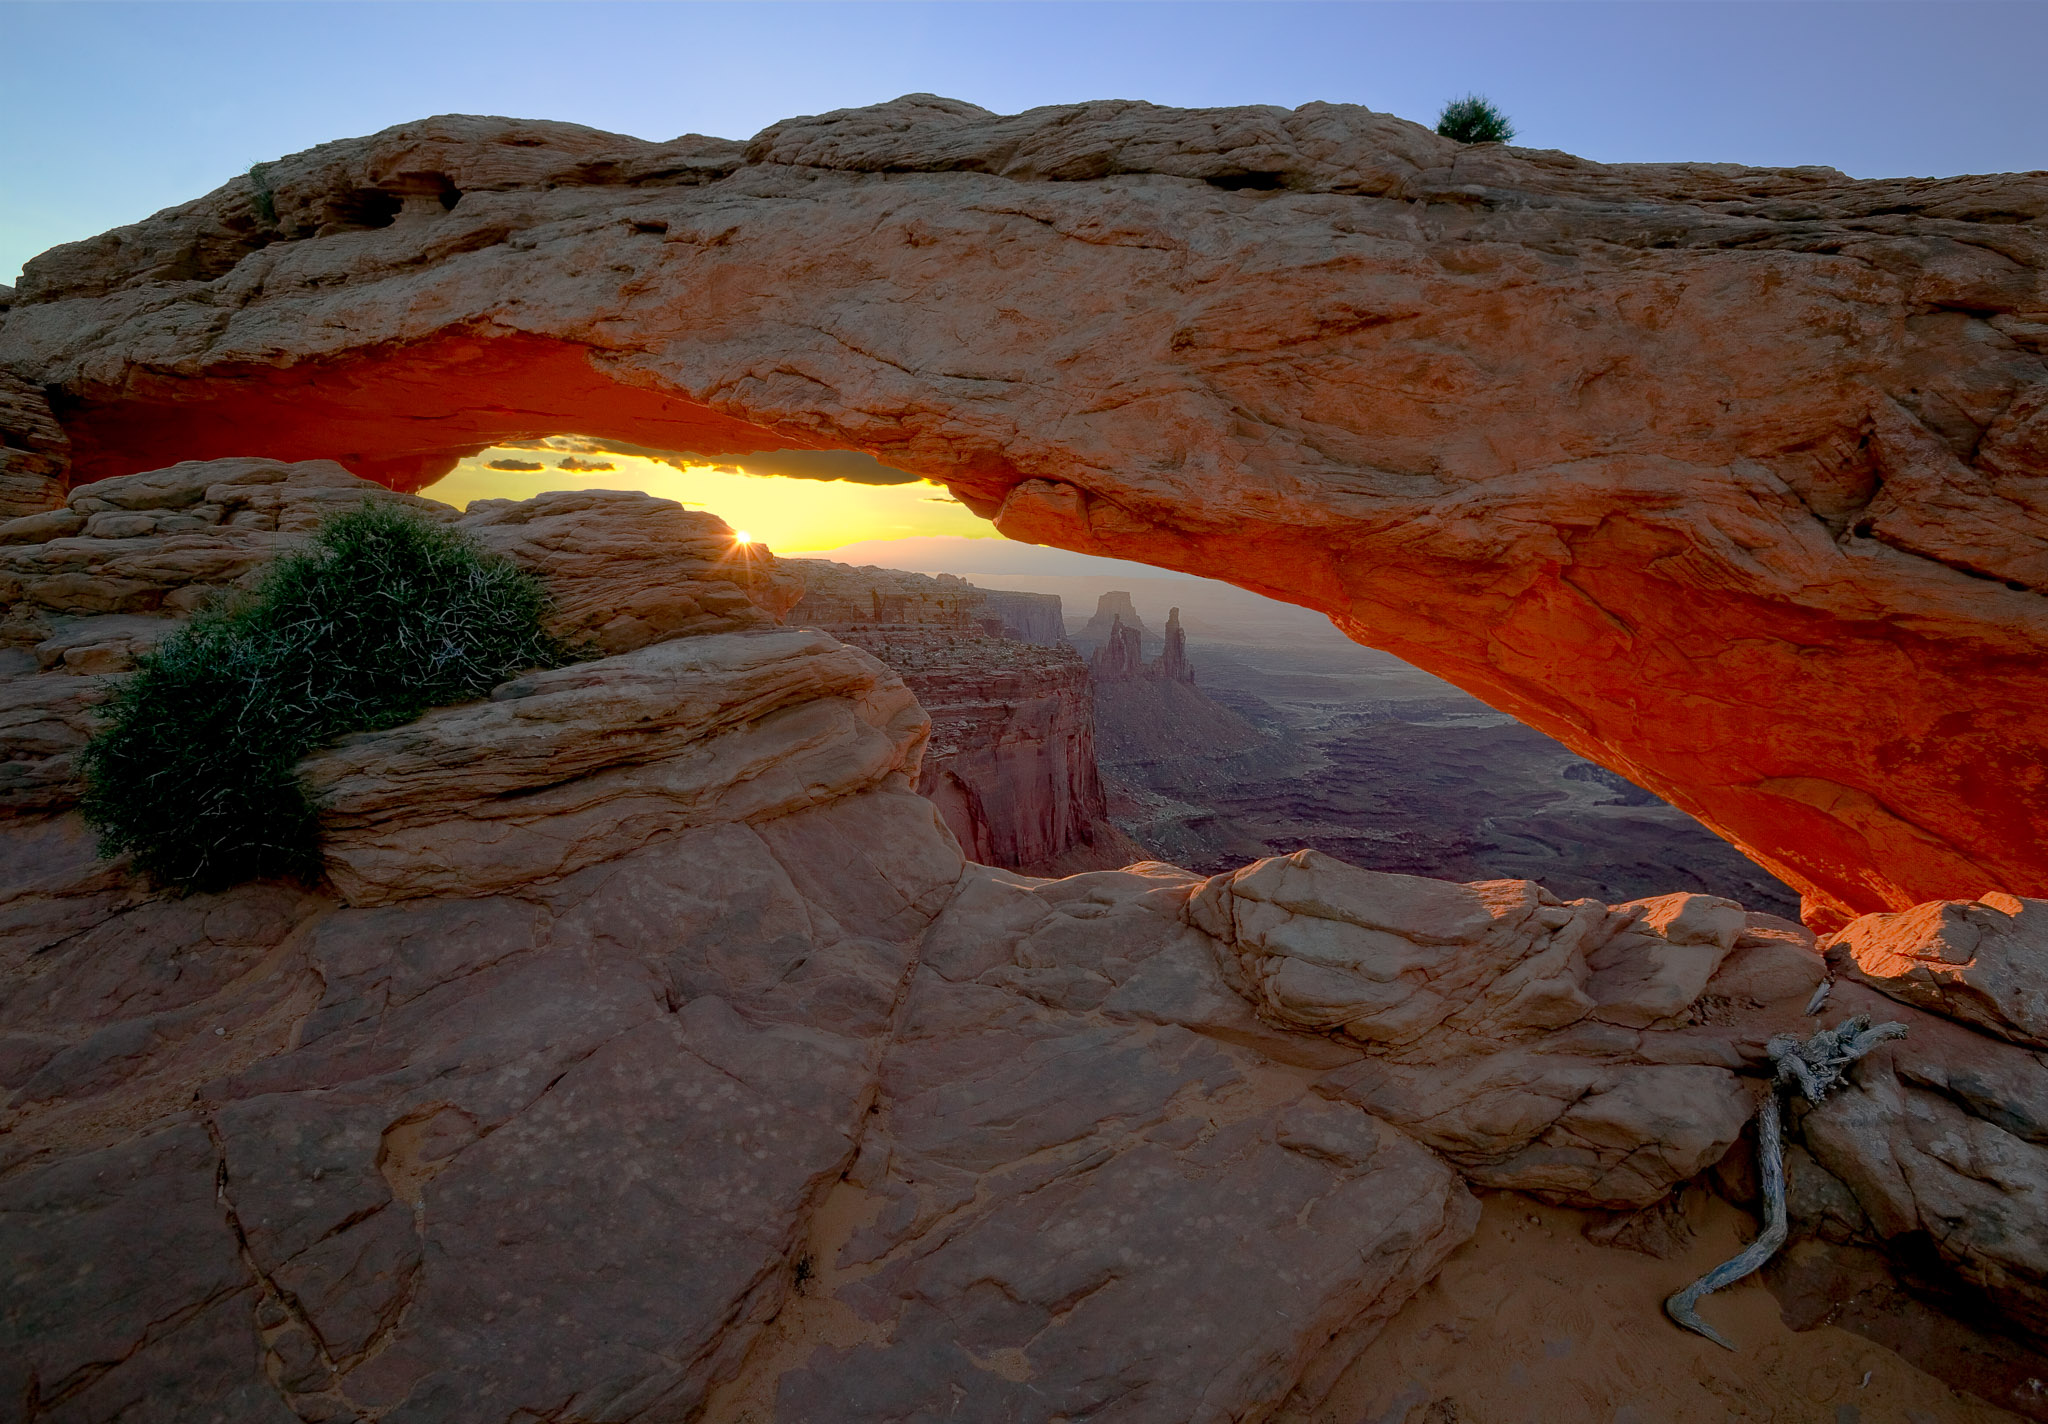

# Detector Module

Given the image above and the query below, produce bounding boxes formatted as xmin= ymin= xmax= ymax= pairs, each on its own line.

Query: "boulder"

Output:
xmin=1826 ymin=891 xmax=2048 ymax=1048
xmin=1187 ymin=851 xmax=1801 ymax=1207
xmin=303 ymin=628 xmax=929 ymax=906
xmin=1784 ymin=979 xmax=2048 ymax=1347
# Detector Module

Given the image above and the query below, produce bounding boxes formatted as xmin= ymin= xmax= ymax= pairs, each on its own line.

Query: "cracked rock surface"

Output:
xmin=8 ymin=489 xmax=2048 ymax=1418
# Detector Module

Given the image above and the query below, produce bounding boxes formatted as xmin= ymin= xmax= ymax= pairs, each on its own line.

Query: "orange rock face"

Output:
xmin=3 ymin=98 xmax=2046 ymax=927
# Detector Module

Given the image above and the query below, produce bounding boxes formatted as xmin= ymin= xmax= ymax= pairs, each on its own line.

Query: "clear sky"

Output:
xmin=4 ymin=1 xmax=2045 ymax=286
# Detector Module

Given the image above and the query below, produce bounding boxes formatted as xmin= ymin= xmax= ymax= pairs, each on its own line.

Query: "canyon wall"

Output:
xmin=2 ymin=99 xmax=2044 ymax=925
xmin=979 ymin=587 xmax=1065 ymax=645
xmin=785 ymin=558 xmax=1138 ymax=875
xmin=0 ymin=374 xmax=66 ymax=521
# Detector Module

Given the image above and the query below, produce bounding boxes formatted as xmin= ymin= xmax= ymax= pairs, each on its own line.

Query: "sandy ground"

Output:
xmin=1289 ymin=1192 xmax=2018 ymax=1424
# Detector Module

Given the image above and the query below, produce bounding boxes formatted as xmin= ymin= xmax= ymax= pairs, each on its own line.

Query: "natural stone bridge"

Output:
xmin=3 ymin=94 xmax=2045 ymax=927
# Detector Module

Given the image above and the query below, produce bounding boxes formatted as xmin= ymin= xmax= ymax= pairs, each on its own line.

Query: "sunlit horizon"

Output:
xmin=422 ymin=444 xmax=1001 ymax=555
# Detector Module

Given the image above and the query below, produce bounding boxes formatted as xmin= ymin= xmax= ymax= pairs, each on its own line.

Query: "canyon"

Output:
xmin=1062 ymin=584 xmax=1803 ymax=914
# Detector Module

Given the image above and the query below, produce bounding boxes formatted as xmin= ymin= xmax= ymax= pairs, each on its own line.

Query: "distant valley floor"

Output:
xmin=1093 ymin=632 xmax=1801 ymax=920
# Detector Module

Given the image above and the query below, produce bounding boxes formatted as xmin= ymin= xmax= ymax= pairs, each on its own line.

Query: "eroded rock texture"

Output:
xmin=0 ymin=374 xmax=66 ymax=520
xmin=0 ymin=483 xmax=1481 ymax=1421
xmin=6 ymin=485 xmax=2048 ymax=1416
xmin=0 ymin=460 xmax=798 ymax=821
xmin=786 ymin=558 xmax=1138 ymax=876
xmin=3 ymin=98 xmax=2046 ymax=925
xmin=0 ymin=458 xmax=1129 ymax=886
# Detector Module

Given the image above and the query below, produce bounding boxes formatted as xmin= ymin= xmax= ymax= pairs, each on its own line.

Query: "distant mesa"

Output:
xmin=784 ymin=558 xmax=1065 ymax=646
xmin=1089 ymin=602 xmax=1268 ymax=768
xmin=485 ymin=458 xmax=544 ymax=472
xmin=712 ymin=448 xmax=920 ymax=486
xmin=599 ymin=440 xmax=920 ymax=486
xmin=804 ymin=537 xmax=1175 ymax=579
xmin=1079 ymin=591 xmax=1149 ymax=646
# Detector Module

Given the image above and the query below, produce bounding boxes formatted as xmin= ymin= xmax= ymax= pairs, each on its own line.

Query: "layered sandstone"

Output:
xmin=785 ymin=558 xmax=1135 ymax=875
xmin=3 ymin=98 xmax=2045 ymax=924
xmin=0 ymin=461 xmax=798 ymax=821
xmin=0 ymin=462 xmax=1119 ymax=881
xmin=0 ymin=503 xmax=1482 ymax=1420
xmin=0 ymin=374 xmax=65 ymax=520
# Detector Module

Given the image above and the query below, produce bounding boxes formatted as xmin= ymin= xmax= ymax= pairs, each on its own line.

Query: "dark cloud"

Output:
xmin=557 ymin=457 xmax=615 ymax=472
xmin=510 ymin=436 xmax=923 ymax=487
xmin=486 ymin=458 xmax=545 ymax=472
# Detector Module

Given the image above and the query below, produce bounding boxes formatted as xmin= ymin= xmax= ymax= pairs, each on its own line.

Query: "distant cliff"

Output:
xmin=786 ymin=559 xmax=1138 ymax=875
xmin=980 ymin=588 xmax=1064 ymax=645
xmin=786 ymin=559 xmax=1065 ymax=645
xmin=827 ymin=625 xmax=1140 ymax=875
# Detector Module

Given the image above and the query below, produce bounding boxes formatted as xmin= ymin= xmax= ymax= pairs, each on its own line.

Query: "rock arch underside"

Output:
xmin=3 ymin=96 xmax=2046 ymax=928
xmin=7 ymin=96 xmax=2048 ymax=1423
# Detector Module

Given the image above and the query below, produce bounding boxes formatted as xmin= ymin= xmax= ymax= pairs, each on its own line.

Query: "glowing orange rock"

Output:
xmin=4 ymin=98 xmax=2045 ymax=927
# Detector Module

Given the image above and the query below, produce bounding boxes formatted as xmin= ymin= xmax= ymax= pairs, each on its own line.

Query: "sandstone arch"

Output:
xmin=3 ymin=95 xmax=2046 ymax=927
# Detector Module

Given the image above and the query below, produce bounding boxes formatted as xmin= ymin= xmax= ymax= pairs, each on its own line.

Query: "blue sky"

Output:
xmin=3 ymin=1 xmax=2044 ymax=284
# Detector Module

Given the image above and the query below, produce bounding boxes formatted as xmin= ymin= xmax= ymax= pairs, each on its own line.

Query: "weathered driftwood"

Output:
xmin=1664 ymin=1015 xmax=1909 ymax=1349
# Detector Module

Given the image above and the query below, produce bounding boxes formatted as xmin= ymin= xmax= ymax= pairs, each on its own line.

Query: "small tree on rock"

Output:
xmin=1436 ymin=96 xmax=1516 ymax=145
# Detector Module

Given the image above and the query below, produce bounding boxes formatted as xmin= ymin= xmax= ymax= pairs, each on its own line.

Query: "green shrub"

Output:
xmin=247 ymin=163 xmax=277 ymax=226
xmin=1436 ymin=96 xmax=1516 ymax=145
xmin=80 ymin=501 xmax=571 ymax=891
